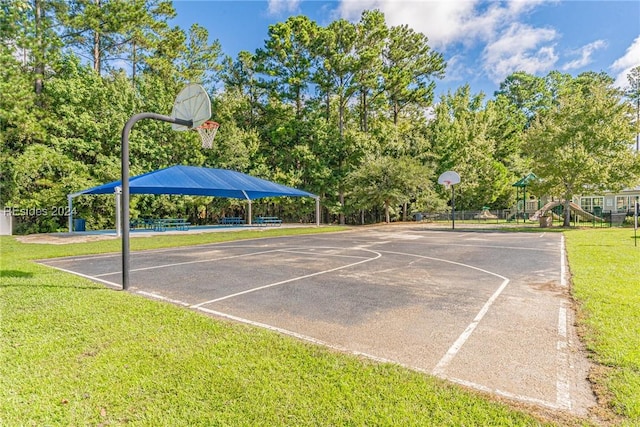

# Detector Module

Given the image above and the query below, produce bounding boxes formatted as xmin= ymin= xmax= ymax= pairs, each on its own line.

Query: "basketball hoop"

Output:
xmin=437 ymin=171 xmax=460 ymax=188
xmin=437 ymin=170 xmax=461 ymax=230
xmin=196 ymin=120 xmax=219 ymax=149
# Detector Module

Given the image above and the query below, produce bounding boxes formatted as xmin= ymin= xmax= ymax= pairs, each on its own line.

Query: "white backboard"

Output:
xmin=171 ymin=84 xmax=211 ymax=131
xmin=438 ymin=170 xmax=461 ymax=185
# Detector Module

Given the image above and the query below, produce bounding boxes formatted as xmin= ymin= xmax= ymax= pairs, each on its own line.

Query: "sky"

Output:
xmin=170 ymin=0 xmax=640 ymax=98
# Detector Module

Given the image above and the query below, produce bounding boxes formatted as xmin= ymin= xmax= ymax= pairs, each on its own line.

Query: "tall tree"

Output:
xmin=5 ymin=0 xmax=64 ymax=96
xmin=524 ymin=72 xmax=640 ymax=226
xmin=60 ymin=0 xmax=175 ymax=75
xmin=485 ymin=93 xmax=527 ymax=170
xmin=381 ymin=24 xmax=445 ymax=124
xmin=354 ymin=9 xmax=387 ymax=133
xmin=124 ymin=0 xmax=175 ymax=84
xmin=626 ymin=65 xmax=640 ymax=151
xmin=255 ymin=15 xmax=318 ymax=118
xmin=0 ymin=0 xmax=41 ymax=132
xmin=143 ymin=25 xmax=185 ymax=83
xmin=221 ymin=51 xmax=264 ymax=127
xmin=495 ymin=71 xmax=551 ymax=122
xmin=312 ymin=19 xmax=359 ymax=225
xmin=312 ymin=18 xmax=358 ymax=135
xmin=177 ymin=23 xmax=222 ymax=88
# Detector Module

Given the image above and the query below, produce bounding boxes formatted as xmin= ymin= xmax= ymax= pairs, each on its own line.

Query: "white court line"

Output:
xmin=556 ymin=303 xmax=572 ymax=410
xmin=382 ymin=241 xmax=555 ymax=253
xmin=432 ymin=278 xmax=510 ymax=376
xmin=92 ymin=248 xmax=290 ymax=277
xmin=276 ymin=249 xmax=371 ymax=260
xmin=137 ymin=290 xmax=191 ymax=306
xmin=445 ymin=377 xmax=560 ymax=410
xmin=191 ymin=248 xmax=382 ymax=308
xmin=38 ymin=243 xmax=280 ymax=264
xmin=40 ymin=264 xmax=121 ymax=289
xmin=439 ymin=243 xmax=552 ymax=252
xmin=556 ymin=343 xmax=572 ymax=410
xmin=379 ymin=250 xmax=510 ymax=279
xmin=196 ymin=303 xmax=567 ymax=411
xmin=137 ymin=287 xmax=566 ymax=413
xmin=376 ymin=250 xmax=510 ymax=377
xmin=560 ymin=235 xmax=567 ymax=287
xmin=193 ymin=306 xmax=401 ymax=366
xmin=93 ymin=246 xmax=372 ymax=278
xmin=133 ymin=290 xmax=399 ymax=366
xmin=558 ymin=306 xmax=567 ymax=338
xmin=39 ymin=253 xmax=121 ymax=263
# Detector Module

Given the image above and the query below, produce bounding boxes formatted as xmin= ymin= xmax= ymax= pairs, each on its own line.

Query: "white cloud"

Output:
xmin=611 ymin=35 xmax=640 ymax=88
xmin=337 ymin=0 xmax=560 ymax=84
xmin=561 ymin=40 xmax=607 ymax=71
xmin=482 ymin=23 xmax=558 ymax=82
xmin=338 ymin=0 xmax=551 ymax=49
xmin=339 ymin=0 xmax=482 ymax=48
xmin=267 ymin=0 xmax=301 ymax=16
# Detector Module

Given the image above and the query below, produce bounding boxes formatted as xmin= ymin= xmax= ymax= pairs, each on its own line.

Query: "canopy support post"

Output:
xmin=68 ymin=195 xmax=73 ymax=232
xmin=241 ymin=190 xmax=251 ymax=225
xmin=115 ymin=186 xmax=122 ymax=237
xmin=316 ymin=197 xmax=320 ymax=226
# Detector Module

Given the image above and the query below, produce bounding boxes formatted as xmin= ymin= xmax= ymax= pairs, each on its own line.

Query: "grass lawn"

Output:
xmin=563 ymin=227 xmax=640 ymax=424
xmin=1 ymin=225 xmax=636 ymax=425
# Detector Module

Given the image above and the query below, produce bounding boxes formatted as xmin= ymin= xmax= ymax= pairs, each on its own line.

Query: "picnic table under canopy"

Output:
xmin=67 ymin=165 xmax=319 ymax=230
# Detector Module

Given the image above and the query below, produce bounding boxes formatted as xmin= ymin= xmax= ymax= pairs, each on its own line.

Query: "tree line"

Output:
xmin=2 ymin=0 xmax=639 ymax=233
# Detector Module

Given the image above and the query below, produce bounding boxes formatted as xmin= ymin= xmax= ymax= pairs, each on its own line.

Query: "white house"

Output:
xmin=575 ymin=185 xmax=640 ymax=215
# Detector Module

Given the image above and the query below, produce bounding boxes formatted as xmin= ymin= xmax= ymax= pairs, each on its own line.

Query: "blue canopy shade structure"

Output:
xmin=67 ymin=165 xmax=319 ymax=231
xmin=73 ymin=165 xmax=317 ymax=200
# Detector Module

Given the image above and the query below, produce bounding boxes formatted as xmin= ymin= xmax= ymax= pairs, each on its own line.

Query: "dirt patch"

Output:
xmin=528 ymin=280 xmax=569 ymax=296
xmin=15 ymin=233 xmax=118 ymax=245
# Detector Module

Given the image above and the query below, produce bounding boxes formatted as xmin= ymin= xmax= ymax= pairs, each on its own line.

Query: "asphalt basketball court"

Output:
xmin=39 ymin=225 xmax=596 ymax=415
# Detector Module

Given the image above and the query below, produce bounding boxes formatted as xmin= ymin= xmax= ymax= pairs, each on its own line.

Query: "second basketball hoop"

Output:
xmin=438 ymin=170 xmax=461 ymax=230
xmin=437 ymin=170 xmax=461 ymax=187
xmin=196 ymin=120 xmax=220 ymax=149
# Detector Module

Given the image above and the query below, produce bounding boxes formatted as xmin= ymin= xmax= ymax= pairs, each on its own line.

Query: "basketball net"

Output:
xmin=196 ymin=120 xmax=219 ymax=149
xmin=443 ymin=181 xmax=451 ymax=190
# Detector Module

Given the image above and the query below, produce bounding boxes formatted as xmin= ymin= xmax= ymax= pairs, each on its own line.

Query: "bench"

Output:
xmin=152 ymin=218 xmax=190 ymax=231
xmin=219 ymin=217 xmax=245 ymax=225
xmin=130 ymin=218 xmax=159 ymax=229
xmin=254 ymin=216 xmax=282 ymax=226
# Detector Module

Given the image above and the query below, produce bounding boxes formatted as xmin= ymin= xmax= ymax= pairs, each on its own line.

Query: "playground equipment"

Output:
xmin=511 ymin=173 xmax=537 ymax=224
xmin=528 ymin=200 xmax=605 ymax=226
xmin=474 ymin=206 xmax=498 ymax=220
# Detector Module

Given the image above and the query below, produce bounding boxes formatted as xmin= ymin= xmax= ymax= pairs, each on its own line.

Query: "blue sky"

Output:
xmin=171 ymin=0 xmax=640 ymax=98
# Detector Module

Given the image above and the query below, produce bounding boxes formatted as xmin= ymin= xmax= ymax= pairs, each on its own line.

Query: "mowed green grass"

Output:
xmin=564 ymin=227 xmax=640 ymax=423
xmin=0 ymin=225 xmax=630 ymax=425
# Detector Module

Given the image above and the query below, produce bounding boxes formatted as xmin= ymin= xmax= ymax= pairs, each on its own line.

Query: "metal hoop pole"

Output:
xmin=121 ymin=113 xmax=192 ymax=291
xmin=635 ymin=196 xmax=638 ymax=247
xmin=451 ymin=185 xmax=455 ymax=230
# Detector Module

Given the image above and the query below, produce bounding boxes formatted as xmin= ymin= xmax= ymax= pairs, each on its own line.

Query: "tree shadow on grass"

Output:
xmin=0 ymin=270 xmax=110 ymax=290
xmin=0 ymin=270 xmax=34 ymax=278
